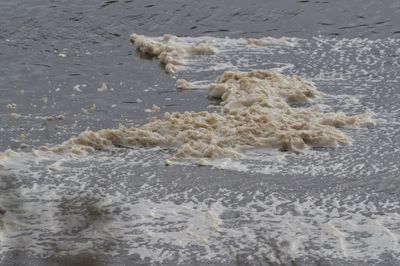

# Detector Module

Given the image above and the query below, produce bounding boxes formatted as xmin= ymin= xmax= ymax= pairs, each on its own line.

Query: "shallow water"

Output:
xmin=1 ymin=0 xmax=400 ymax=265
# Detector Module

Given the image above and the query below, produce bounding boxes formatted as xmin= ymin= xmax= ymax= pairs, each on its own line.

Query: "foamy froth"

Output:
xmin=1 ymin=149 xmax=400 ymax=263
xmin=1 ymin=33 xmax=399 ymax=264
xmin=33 ymin=68 xmax=372 ymax=164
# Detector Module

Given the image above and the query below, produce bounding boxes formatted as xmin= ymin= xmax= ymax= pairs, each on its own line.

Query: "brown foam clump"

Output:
xmin=207 ymin=70 xmax=373 ymax=152
xmin=176 ymin=79 xmax=195 ymax=90
xmin=6 ymin=104 xmax=16 ymax=110
xmin=38 ymin=111 xmax=239 ymax=160
xmin=39 ymin=70 xmax=373 ymax=163
xmin=130 ymin=33 xmax=216 ymax=73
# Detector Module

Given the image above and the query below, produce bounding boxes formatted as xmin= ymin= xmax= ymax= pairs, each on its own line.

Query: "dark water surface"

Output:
xmin=1 ymin=1 xmax=400 ymax=265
